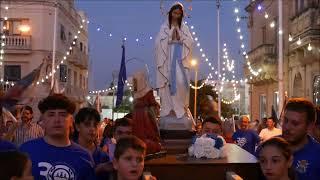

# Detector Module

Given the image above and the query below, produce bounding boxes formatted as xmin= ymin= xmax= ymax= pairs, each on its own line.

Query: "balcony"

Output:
xmin=3 ymin=35 xmax=32 ymax=54
xmin=68 ymin=47 xmax=88 ymax=69
xmin=247 ymin=44 xmax=276 ymax=64
xmin=245 ymin=44 xmax=278 ymax=85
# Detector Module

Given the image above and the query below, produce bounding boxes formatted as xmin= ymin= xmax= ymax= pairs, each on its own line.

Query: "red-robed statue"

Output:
xmin=131 ymin=70 xmax=162 ymax=154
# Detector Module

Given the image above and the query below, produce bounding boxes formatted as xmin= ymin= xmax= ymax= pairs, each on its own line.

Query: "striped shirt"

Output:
xmin=14 ymin=122 xmax=44 ymax=146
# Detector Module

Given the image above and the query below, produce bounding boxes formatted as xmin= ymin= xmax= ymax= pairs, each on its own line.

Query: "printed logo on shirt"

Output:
xmin=38 ymin=162 xmax=76 ymax=180
xmin=236 ymin=137 xmax=247 ymax=147
xmin=296 ymin=160 xmax=309 ymax=174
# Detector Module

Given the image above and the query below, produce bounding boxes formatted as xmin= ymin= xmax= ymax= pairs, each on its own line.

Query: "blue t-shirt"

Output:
xmin=293 ymin=136 xmax=320 ymax=180
xmin=232 ymin=129 xmax=260 ymax=154
xmin=92 ymin=146 xmax=109 ymax=165
xmin=20 ymin=138 xmax=96 ymax=180
xmin=0 ymin=139 xmax=17 ymax=151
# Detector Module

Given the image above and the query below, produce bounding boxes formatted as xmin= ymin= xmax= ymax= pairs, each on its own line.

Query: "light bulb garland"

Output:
xmin=250 ymin=1 xmax=315 ymax=56
xmin=34 ymin=23 xmax=86 ymax=86
xmin=233 ymin=1 xmax=261 ymax=79
xmin=0 ymin=5 xmax=9 ymax=68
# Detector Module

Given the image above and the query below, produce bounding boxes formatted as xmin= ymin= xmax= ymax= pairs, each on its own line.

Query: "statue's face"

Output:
xmin=171 ymin=8 xmax=183 ymax=21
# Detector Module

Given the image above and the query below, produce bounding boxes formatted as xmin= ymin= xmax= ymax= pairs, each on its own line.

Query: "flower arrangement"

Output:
xmin=188 ymin=134 xmax=226 ymax=159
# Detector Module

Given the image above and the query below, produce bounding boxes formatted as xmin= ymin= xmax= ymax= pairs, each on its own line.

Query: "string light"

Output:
xmin=296 ymin=37 xmax=301 ymax=45
xmin=35 ymin=23 xmax=86 ymax=86
xmin=270 ymin=21 xmax=275 ymax=28
xmin=288 ymin=34 xmax=293 ymax=41
xmin=308 ymin=43 xmax=312 ymax=51
xmin=233 ymin=1 xmax=262 ymax=78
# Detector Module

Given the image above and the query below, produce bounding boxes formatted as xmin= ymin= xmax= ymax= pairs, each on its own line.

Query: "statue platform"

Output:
xmin=145 ymin=143 xmax=263 ymax=180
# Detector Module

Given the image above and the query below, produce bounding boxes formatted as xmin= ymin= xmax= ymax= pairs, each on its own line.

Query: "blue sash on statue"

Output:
xmin=170 ymin=42 xmax=189 ymax=95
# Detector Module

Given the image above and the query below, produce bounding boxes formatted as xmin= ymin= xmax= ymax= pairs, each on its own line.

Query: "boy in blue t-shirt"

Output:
xmin=20 ymin=94 xmax=96 ymax=180
xmin=74 ymin=107 xmax=109 ymax=165
xmin=232 ymin=116 xmax=260 ymax=155
xmin=282 ymin=98 xmax=320 ymax=180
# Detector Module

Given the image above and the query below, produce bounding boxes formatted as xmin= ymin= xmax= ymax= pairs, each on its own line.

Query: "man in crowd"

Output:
xmin=20 ymin=94 xmax=95 ymax=179
xmin=259 ymin=117 xmax=282 ymax=142
xmin=6 ymin=105 xmax=44 ymax=146
xmin=282 ymin=98 xmax=320 ymax=179
xmin=106 ymin=117 xmax=133 ymax=161
xmin=232 ymin=115 xmax=260 ymax=155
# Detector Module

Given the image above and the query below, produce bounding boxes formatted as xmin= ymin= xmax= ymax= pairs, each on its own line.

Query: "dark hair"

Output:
xmin=284 ymin=98 xmax=315 ymax=124
xmin=23 ymin=105 xmax=33 ymax=114
xmin=114 ymin=135 xmax=146 ymax=160
xmin=0 ymin=151 xmax=29 ymax=180
xmin=202 ymin=116 xmax=222 ymax=127
xmin=168 ymin=3 xmax=184 ymax=29
xmin=75 ymin=107 xmax=100 ymax=125
xmin=259 ymin=137 xmax=296 ymax=180
xmin=38 ymin=93 xmax=76 ymax=114
xmin=267 ymin=117 xmax=275 ymax=123
xmin=114 ymin=117 xmax=133 ymax=132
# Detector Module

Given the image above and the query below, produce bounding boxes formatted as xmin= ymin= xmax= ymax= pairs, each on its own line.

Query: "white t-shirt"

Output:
xmin=259 ymin=127 xmax=282 ymax=141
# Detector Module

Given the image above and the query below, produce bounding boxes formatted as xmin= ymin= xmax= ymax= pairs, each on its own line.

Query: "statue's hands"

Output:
xmin=172 ymin=28 xmax=177 ymax=41
xmin=176 ymin=28 xmax=180 ymax=41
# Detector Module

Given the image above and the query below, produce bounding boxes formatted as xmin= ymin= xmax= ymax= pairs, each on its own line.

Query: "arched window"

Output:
xmin=313 ymin=76 xmax=320 ymax=105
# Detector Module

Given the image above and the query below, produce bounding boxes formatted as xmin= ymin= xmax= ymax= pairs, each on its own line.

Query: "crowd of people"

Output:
xmin=0 ymin=93 xmax=319 ymax=179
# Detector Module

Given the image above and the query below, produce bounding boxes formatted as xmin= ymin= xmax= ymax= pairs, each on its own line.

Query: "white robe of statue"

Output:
xmin=155 ymin=20 xmax=194 ymax=119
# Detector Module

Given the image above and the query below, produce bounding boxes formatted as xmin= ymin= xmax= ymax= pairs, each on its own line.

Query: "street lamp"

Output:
xmin=191 ymin=59 xmax=198 ymax=121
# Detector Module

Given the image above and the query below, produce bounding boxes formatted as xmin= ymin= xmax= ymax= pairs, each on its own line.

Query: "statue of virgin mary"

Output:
xmin=155 ymin=2 xmax=194 ymax=130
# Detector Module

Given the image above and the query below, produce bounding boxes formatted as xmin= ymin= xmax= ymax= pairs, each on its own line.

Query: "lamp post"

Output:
xmin=191 ymin=59 xmax=198 ymax=121
xmin=216 ymin=0 xmax=221 ymax=118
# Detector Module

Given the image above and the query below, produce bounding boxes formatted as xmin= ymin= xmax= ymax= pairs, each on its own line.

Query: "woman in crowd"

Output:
xmin=258 ymin=137 xmax=296 ymax=180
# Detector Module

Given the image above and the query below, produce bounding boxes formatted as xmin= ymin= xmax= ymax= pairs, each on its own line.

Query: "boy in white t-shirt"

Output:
xmin=259 ymin=117 xmax=282 ymax=142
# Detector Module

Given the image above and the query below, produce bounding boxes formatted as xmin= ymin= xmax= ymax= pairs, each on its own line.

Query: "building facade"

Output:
xmin=245 ymin=0 xmax=320 ymax=121
xmin=245 ymin=0 xmax=292 ymax=121
xmin=0 ymin=0 xmax=89 ymax=115
xmin=288 ymin=0 xmax=320 ymax=104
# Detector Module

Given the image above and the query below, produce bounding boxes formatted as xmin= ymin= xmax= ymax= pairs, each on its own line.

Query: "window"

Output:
xmin=273 ymin=92 xmax=279 ymax=116
xmin=295 ymin=0 xmax=299 ymax=15
xmin=80 ymin=74 xmax=83 ymax=88
xmin=80 ymin=42 xmax=83 ymax=52
xmin=262 ymin=26 xmax=266 ymax=44
xmin=68 ymin=32 xmax=72 ymax=42
xmin=313 ymin=76 xmax=320 ymax=105
xmin=74 ymin=71 xmax=77 ymax=87
xmin=59 ymin=64 xmax=67 ymax=82
xmin=259 ymin=94 xmax=267 ymax=120
xmin=300 ymin=0 xmax=305 ymax=12
xmin=4 ymin=65 xmax=21 ymax=81
xmin=67 ymin=68 xmax=71 ymax=84
xmin=60 ymin=24 xmax=66 ymax=41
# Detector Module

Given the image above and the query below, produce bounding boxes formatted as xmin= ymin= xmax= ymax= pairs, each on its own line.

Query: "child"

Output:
xmin=258 ymin=137 xmax=296 ymax=180
xmin=74 ymin=107 xmax=109 ymax=165
xmin=0 ymin=151 xmax=33 ymax=180
xmin=113 ymin=136 xmax=156 ymax=180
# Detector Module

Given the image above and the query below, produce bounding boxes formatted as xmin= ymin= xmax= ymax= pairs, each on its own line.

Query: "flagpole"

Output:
xmin=51 ymin=2 xmax=58 ymax=89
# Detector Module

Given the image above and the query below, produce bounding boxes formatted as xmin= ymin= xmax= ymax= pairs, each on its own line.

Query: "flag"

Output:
xmin=49 ymin=77 xmax=65 ymax=95
xmin=2 ymin=107 xmax=17 ymax=124
xmin=116 ymin=44 xmax=127 ymax=107
xmin=94 ymin=93 xmax=102 ymax=113
xmin=1 ymin=63 xmax=43 ymax=110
